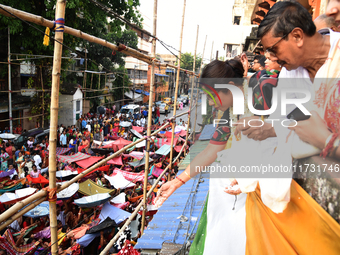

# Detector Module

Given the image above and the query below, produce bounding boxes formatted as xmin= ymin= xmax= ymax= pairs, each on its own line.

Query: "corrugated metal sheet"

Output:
xmin=178 ymin=140 xmax=210 ymax=170
xmin=135 ymin=141 xmax=210 ymax=251
xmin=198 ymin=124 xmax=216 ymax=141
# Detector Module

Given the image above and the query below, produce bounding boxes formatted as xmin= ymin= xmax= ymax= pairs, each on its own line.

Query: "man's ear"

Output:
xmin=291 ymin=27 xmax=304 ymax=48
xmin=229 ymin=81 xmax=235 ymax=85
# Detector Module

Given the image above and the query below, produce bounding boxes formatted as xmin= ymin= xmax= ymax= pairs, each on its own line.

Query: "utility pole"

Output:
xmin=8 ymin=27 xmax=12 ymax=133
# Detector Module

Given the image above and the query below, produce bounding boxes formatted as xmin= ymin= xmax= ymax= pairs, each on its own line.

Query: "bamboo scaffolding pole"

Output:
xmin=0 ymin=114 xmax=46 ymax=123
xmin=169 ymin=0 xmax=186 ymax=174
xmin=99 ymin=132 xmax=193 ymax=255
xmin=210 ymin=41 xmax=214 ymax=62
xmin=141 ymin=0 xmax=157 ymax=236
xmin=185 ymin=25 xmax=199 ymax=154
xmin=0 ymin=90 xmax=51 ymax=93
xmin=251 ymin=39 xmax=261 ymax=54
xmin=0 ymin=197 xmax=46 ymax=232
xmin=8 ymin=27 xmax=12 ymax=133
xmin=0 ymin=108 xmax=193 ymax=226
xmin=48 ymin=1 xmax=66 ymax=254
xmin=41 ymin=66 xmax=45 ymax=128
xmin=0 ymin=4 xmax=197 ymax=77
xmin=192 ymin=35 xmax=207 ymax=142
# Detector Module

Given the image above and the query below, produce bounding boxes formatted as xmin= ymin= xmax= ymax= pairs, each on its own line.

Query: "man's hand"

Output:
xmin=288 ymin=111 xmax=331 ymax=149
xmin=234 ymin=116 xmax=276 ymax=141
xmin=240 ymin=53 xmax=249 ymax=77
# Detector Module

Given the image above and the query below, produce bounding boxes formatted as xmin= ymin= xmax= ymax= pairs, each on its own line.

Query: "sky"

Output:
xmin=138 ymin=0 xmax=236 ymax=62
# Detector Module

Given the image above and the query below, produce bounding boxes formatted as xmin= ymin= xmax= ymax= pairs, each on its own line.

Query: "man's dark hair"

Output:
xmin=254 ymin=55 xmax=264 ymax=62
xmin=258 ymin=0 xmax=316 ymax=39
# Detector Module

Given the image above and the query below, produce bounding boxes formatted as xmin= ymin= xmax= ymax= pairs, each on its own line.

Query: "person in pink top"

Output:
xmin=30 ymin=165 xmax=41 ymax=178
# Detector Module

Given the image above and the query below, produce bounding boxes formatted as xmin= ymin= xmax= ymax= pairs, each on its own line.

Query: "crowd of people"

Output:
xmin=0 ymin=102 xmax=190 ymax=254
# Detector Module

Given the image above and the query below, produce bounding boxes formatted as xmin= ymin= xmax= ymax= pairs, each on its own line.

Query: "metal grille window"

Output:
xmin=76 ymin=100 xmax=80 ymax=111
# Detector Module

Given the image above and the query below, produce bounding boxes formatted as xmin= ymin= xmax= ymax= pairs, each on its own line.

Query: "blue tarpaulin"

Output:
xmin=134 ymin=89 xmax=150 ymax=96
xmin=155 ymin=73 xmax=169 ymax=77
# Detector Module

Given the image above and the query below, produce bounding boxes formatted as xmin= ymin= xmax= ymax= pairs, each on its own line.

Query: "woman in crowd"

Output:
xmin=0 ymin=148 xmax=9 ymax=171
xmin=155 ymin=59 xmax=250 ymax=254
xmin=16 ymin=151 xmax=24 ymax=176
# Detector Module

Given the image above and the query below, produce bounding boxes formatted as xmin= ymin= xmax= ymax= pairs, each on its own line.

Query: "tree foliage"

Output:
xmin=176 ymin=53 xmax=202 ymax=73
xmin=0 ymin=0 xmax=142 ymax=122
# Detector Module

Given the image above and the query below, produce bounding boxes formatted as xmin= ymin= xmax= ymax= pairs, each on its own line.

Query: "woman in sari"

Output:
xmin=15 ymin=151 xmax=24 ymax=176
xmin=155 ymin=59 xmax=250 ymax=254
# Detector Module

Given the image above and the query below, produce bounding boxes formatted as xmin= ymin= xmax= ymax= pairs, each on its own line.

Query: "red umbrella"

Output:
xmin=102 ymin=137 xmax=132 ymax=150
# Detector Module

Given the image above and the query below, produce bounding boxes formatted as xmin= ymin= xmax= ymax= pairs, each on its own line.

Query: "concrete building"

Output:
xmin=159 ymin=54 xmax=177 ymax=66
xmin=124 ymin=13 xmax=152 ymax=104
xmin=58 ymin=84 xmax=83 ymax=127
xmin=250 ymin=0 xmax=329 ymax=25
xmin=223 ymin=0 xmax=257 ymax=59
xmin=233 ymin=0 xmax=257 ymax=26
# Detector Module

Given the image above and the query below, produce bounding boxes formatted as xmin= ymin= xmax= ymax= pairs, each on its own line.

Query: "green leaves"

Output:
xmin=1 ymin=0 xmax=142 ymax=120
xmin=176 ymin=53 xmax=202 ymax=72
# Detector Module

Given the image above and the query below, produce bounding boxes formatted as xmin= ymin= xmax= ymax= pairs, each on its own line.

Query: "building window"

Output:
xmin=234 ymin=16 xmax=241 ymax=25
xmin=76 ymin=100 xmax=80 ymax=111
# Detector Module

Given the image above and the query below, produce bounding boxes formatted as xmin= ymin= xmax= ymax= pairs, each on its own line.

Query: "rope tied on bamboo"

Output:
xmin=117 ymin=43 xmax=127 ymax=52
xmin=144 ymin=136 xmax=153 ymax=142
xmin=43 ymin=18 xmax=63 ymax=46
xmin=43 ymin=187 xmax=58 ymax=202
xmin=54 ymin=18 xmax=65 ymax=33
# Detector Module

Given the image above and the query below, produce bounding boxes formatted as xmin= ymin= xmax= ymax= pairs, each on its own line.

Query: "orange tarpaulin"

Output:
xmin=246 ymin=180 xmax=340 ymax=254
xmin=27 ymin=174 xmax=49 ymax=185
